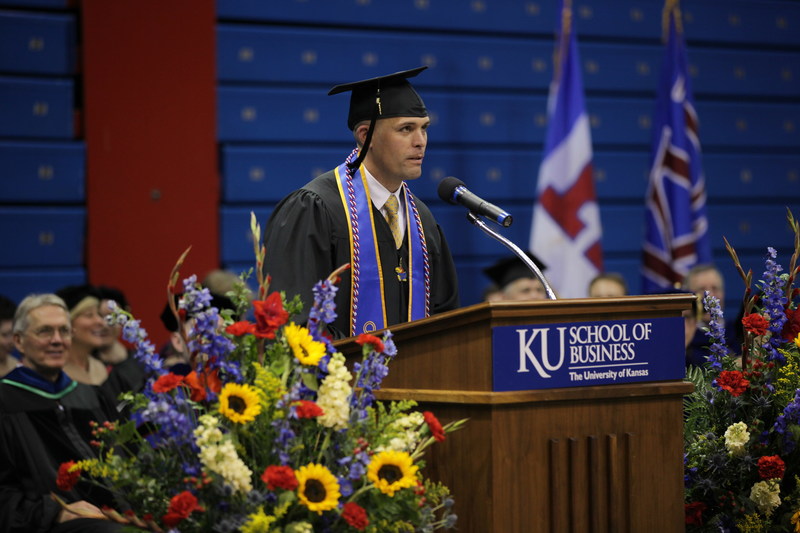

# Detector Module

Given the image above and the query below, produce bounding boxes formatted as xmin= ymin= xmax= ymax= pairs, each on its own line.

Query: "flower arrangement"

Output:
xmin=684 ymin=209 xmax=800 ymax=532
xmin=56 ymin=214 xmax=464 ymax=532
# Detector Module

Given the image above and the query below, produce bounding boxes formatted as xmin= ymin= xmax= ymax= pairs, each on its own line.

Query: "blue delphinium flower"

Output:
xmin=106 ymin=301 xmax=165 ymax=377
xmin=273 ymin=420 xmax=296 ymax=465
xmin=181 ymin=274 xmax=212 ymax=315
xmin=134 ymin=396 xmax=195 ymax=448
xmin=383 ymin=331 xmax=398 ymax=357
xmin=307 ymin=279 xmax=340 ymax=374
xmin=350 ymin=330 xmax=398 ymax=421
xmin=347 ymin=451 xmax=369 ymax=480
xmin=703 ymin=293 xmax=729 ymax=369
xmin=272 ymin=384 xmax=301 ymax=464
xmin=760 ymin=247 xmax=789 ymax=363
xmin=188 ymin=308 xmax=236 ymax=359
xmin=309 ymin=279 xmax=338 ymax=335
xmin=337 ymin=476 xmax=353 ymax=498
xmin=774 ymin=389 xmax=800 ymax=453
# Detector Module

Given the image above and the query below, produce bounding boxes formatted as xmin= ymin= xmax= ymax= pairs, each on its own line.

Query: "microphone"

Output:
xmin=437 ymin=176 xmax=513 ymax=227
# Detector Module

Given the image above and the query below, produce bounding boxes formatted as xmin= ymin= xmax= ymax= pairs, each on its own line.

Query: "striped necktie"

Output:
xmin=383 ymin=194 xmax=403 ymax=249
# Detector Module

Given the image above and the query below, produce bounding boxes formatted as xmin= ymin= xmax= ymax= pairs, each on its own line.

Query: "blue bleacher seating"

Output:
xmin=0 ymin=207 xmax=85 ymax=267
xmin=0 ymin=10 xmax=76 ymax=75
xmin=0 ymin=141 xmax=84 ymax=202
xmin=0 ymin=75 xmax=75 ymax=138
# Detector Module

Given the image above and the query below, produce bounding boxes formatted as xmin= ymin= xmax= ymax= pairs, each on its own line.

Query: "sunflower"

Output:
xmin=218 ymin=383 xmax=262 ymax=424
xmin=284 ymin=322 xmax=326 ymax=366
xmin=295 ymin=463 xmax=341 ymax=514
xmin=367 ymin=450 xmax=419 ymax=496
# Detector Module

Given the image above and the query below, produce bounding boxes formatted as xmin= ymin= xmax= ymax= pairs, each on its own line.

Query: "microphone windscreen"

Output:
xmin=437 ymin=176 xmax=466 ymax=204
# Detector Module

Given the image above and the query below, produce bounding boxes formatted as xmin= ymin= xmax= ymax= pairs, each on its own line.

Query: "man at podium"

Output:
xmin=263 ymin=67 xmax=460 ymax=338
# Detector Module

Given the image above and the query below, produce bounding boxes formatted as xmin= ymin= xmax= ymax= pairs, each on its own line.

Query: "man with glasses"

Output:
xmin=0 ymin=294 xmax=127 ymax=532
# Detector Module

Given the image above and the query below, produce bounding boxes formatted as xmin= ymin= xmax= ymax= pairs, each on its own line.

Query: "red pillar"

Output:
xmin=81 ymin=0 xmax=218 ymax=343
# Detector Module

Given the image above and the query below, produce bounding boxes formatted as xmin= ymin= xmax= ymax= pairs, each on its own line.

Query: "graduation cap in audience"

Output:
xmin=483 ymin=252 xmax=547 ymax=290
xmin=328 ymin=66 xmax=429 ymax=170
xmin=56 ymin=284 xmax=101 ymax=315
xmin=96 ymin=285 xmax=129 ymax=311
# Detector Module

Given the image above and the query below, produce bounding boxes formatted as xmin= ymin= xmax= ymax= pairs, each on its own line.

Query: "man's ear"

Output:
xmin=354 ymin=123 xmax=370 ymax=147
xmin=12 ymin=332 xmax=24 ymax=355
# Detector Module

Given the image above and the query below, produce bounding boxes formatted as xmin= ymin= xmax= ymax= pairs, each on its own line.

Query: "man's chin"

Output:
xmin=404 ymin=169 xmax=423 ymax=181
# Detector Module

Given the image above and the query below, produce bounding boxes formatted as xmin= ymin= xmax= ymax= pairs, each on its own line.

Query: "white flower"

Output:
xmin=724 ymin=421 xmax=750 ymax=456
xmin=193 ymin=414 xmax=253 ymax=493
xmin=750 ymin=479 xmax=781 ymax=516
xmin=377 ymin=412 xmax=426 ymax=452
xmin=316 ymin=353 xmax=352 ymax=430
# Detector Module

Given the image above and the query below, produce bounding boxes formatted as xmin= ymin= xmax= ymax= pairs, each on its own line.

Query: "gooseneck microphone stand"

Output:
xmin=466 ymin=212 xmax=558 ymax=301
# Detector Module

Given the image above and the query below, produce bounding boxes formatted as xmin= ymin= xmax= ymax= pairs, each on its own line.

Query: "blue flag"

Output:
xmin=642 ymin=6 xmax=711 ymax=294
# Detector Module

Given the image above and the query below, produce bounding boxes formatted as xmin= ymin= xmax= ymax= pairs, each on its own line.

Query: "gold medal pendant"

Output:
xmin=396 ymin=258 xmax=407 ymax=282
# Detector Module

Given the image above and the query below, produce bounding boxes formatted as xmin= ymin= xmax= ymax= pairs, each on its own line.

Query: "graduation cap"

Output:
xmin=96 ymin=285 xmax=129 ymax=311
xmin=56 ymin=284 xmax=101 ymax=312
xmin=483 ymin=252 xmax=547 ymax=290
xmin=328 ymin=66 xmax=429 ymax=170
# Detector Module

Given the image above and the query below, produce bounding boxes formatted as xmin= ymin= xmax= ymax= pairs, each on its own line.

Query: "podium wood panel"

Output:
xmin=336 ymin=295 xmax=695 ymax=532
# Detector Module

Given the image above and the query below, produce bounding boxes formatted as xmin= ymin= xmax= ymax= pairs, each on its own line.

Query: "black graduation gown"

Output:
xmin=263 ymin=169 xmax=460 ymax=338
xmin=0 ymin=376 xmax=120 ymax=533
xmin=102 ymin=354 xmax=146 ymax=401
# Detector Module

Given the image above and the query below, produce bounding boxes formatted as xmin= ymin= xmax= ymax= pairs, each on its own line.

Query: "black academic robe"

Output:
xmin=263 ymin=169 xmax=460 ymax=338
xmin=0 ymin=371 xmax=121 ymax=533
xmin=102 ymin=354 xmax=146 ymax=401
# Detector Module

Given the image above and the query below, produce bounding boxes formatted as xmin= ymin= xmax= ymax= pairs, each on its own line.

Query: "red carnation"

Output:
xmin=152 ymin=373 xmax=184 ymax=393
xmin=355 ymin=333 xmax=384 ymax=353
xmin=742 ymin=313 xmax=770 ymax=336
xmin=225 ymin=321 xmax=255 ymax=337
xmin=342 ymin=502 xmax=369 ymax=531
xmin=717 ymin=370 xmax=750 ymax=397
xmin=758 ymin=455 xmax=786 ymax=480
xmin=423 ymin=411 xmax=446 ymax=442
xmin=56 ymin=461 xmax=81 ymax=491
xmin=782 ymin=308 xmax=800 ymax=341
xmin=685 ymin=502 xmax=706 ymax=525
xmin=162 ymin=491 xmax=203 ymax=527
xmin=252 ymin=292 xmax=289 ymax=339
xmin=295 ymin=400 xmax=324 ymax=419
xmin=261 ymin=465 xmax=298 ymax=491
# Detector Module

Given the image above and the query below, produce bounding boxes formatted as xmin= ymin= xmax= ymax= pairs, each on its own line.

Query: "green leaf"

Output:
xmin=301 ymin=371 xmax=319 ymax=392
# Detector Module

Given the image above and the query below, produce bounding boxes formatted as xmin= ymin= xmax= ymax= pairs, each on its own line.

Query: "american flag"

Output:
xmin=642 ymin=4 xmax=711 ymax=293
xmin=530 ymin=1 xmax=602 ymax=299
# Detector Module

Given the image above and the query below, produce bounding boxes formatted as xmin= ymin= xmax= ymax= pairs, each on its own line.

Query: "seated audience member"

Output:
xmin=96 ymin=286 xmax=145 ymax=397
xmin=683 ymin=264 xmax=726 ymax=324
xmin=483 ymin=252 xmax=550 ymax=301
xmin=588 ymin=273 xmax=628 ymax=298
xmin=55 ymin=285 xmax=109 ymax=386
xmin=0 ymin=293 xmax=128 ymax=532
xmin=203 ymin=269 xmax=245 ymax=298
xmin=675 ymin=290 xmax=704 ymax=365
xmin=682 ymin=264 xmax=740 ymax=366
xmin=482 ymin=283 xmax=504 ymax=303
xmin=0 ymin=295 xmax=20 ymax=377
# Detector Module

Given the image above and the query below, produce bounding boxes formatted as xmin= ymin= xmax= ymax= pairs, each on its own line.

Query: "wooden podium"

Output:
xmin=337 ymin=294 xmax=694 ymax=533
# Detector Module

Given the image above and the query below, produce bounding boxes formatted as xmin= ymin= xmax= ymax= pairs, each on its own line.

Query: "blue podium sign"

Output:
xmin=491 ymin=316 xmax=685 ymax=391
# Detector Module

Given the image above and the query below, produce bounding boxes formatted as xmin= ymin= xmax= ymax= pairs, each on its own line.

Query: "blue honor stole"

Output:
xmin=335 ymin=153 xmax=430 ymax=336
